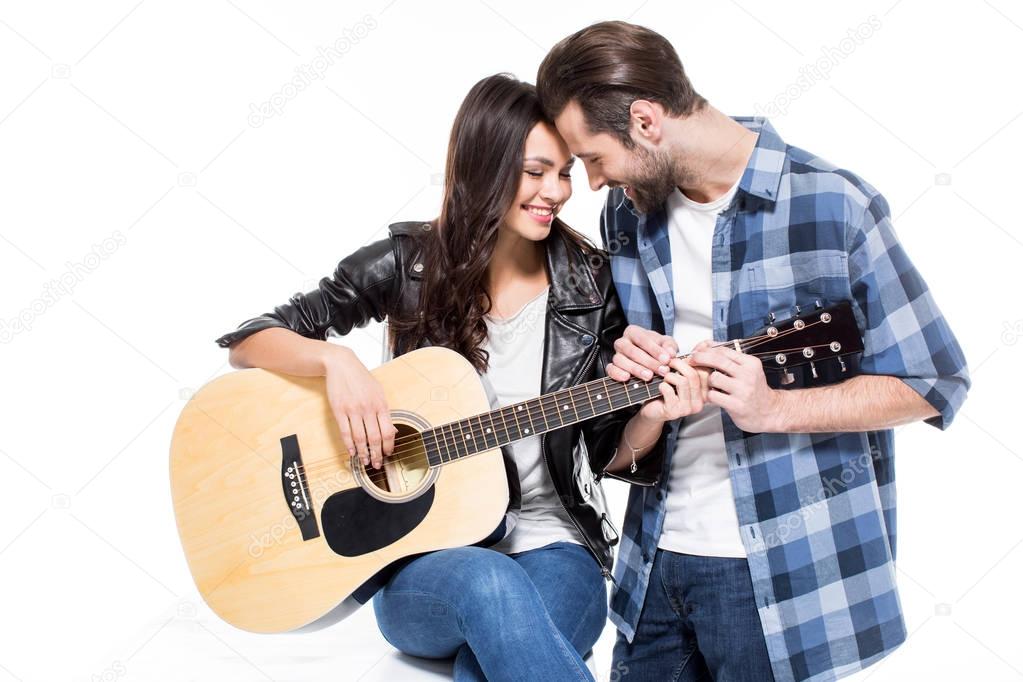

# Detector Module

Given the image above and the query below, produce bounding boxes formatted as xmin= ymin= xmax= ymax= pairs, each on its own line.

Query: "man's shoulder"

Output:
xmin=782 ymin=143 xmax=882 ymax=214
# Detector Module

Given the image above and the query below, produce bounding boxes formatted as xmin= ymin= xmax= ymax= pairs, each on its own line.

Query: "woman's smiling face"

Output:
xmin=501 ymin=121 xmax=574 ymax=241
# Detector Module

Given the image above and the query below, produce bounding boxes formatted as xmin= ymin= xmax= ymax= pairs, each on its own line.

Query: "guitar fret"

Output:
xmin=608 ymin=381 xmax=626 ymax=410
xmin=564 ymin=385 xmax=579 ymax=423
xmin=475 ymin=414 xmax=489 ymax=453
xmin=508 ymin=403 xmax=522 ymax=442
xmin=627 ymin=381 xmax=642 ymax=406
xmin=429 ymin=428 xmax=445 ymax=465
xmin=460 ymin=417 xmax=473 ymax=456
xmin=451 ymin=421 xmax=467 ymax=459
xmin=535 ymin=394 xmax=551 ymax=434
xmin=543 ymin=392 xmax=562 ymax=429
xmin=439 ymin=423 xmax=454 ymax=463
xmin=520 ymin=401 xmax=536 ymax=437
xmin=497 ymin=405 xmax=512 ymax=446
xmin=578 ymin=385 xmax=596 ymax=421
xmin=490 ymin=412 xmax=501 ymax=448
xmin=582 ymin=382 xmax=597 ymax=420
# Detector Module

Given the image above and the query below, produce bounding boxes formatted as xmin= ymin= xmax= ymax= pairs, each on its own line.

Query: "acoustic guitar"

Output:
xmin=170 ymin=301 xmax=862 ymax=633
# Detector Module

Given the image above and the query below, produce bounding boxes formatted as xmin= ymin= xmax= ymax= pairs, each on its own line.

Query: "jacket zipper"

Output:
xmin=540 ymin=335 xmax=616 ymax=579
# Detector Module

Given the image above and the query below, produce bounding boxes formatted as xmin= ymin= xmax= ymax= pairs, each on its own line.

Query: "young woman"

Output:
xmin=215 ymin=74 xmax=696 ymax=681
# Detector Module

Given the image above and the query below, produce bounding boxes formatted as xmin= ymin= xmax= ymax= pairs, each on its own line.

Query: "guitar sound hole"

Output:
xmin=362 ymin=423 xmax=431 ymax=497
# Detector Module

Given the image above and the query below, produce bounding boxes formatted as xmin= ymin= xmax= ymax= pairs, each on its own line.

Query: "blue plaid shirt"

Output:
xmin=602 ymin=117 xmax=969 ymax=682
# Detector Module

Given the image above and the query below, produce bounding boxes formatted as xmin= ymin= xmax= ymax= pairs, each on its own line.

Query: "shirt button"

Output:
xmin=412 ymin=263 xmax=424 ymax=273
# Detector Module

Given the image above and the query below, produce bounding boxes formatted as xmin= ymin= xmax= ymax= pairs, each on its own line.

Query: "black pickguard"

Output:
xmin=320 ymin=486 xmax=434 ymax=557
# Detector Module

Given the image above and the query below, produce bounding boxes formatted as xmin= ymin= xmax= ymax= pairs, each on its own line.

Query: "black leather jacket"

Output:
xmin=215 ymin=219 xmax=667 ymax=576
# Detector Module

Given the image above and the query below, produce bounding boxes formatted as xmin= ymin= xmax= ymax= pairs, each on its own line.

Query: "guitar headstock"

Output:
xmin=744 ymin=301 xmax=863 ymax=385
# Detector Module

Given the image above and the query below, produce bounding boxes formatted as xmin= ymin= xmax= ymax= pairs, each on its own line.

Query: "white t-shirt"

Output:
xmin=658 ymin=181 xmax=747 ymax=558
xmin=479 ymin=285 xmax=584 ymax=555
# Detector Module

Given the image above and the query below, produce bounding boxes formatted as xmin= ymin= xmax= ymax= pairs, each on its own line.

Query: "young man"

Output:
xmin=537 ymin=21 xmax=970 ymax=682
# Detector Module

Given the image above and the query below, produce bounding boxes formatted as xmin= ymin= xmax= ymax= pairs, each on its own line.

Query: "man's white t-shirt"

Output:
xmin=479 ymin=286 xmax=584 ymax=555
xmin=658 ymin=181 xmax=747 ymax=558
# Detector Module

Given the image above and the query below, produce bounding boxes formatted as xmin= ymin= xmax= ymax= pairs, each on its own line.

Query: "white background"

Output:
xmin=1 ymin=1 xmax=1021 ymax=680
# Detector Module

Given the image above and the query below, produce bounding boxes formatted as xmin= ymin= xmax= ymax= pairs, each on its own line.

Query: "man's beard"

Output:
xmin=622 ymin=145 xmax=686 ymax=214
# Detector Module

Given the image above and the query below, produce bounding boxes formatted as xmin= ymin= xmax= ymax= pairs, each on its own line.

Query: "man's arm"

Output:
xmin=689 ymin=345 xmax=937 ymax=433
xmin=611 ymin=185 xmax=970 ymax=434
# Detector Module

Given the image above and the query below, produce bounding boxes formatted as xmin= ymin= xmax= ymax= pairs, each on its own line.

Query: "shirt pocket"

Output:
xmin=745 ymin=252 xmax=851 ymax=325
xmin=743 ymin=253 xmax=855 ymax=389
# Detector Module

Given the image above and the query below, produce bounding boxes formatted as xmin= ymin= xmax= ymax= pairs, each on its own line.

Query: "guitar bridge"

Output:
xmin=280 ymin=434 xmax=320 ymax=541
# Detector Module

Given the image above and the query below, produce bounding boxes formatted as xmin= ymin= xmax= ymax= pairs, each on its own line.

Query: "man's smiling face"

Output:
xmin=553 ymin=99 xmax=678 ymax=214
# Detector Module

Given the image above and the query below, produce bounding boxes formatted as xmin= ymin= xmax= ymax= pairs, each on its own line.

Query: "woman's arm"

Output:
xmin=581 ymin=258 xmax=709 ymax=482
xmin=228 ymin=326 xmax=345 ymax=374
xmin=216 ymin=235 xmax=405 ymax=468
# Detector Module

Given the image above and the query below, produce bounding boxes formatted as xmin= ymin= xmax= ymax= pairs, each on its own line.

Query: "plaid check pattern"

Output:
xmin=602 ymin=117 xmax=970 ymax=682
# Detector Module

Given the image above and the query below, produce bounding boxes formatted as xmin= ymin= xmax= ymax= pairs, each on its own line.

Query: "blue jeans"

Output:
xmin=612 ymin=550 xmax=774 ymax=682
xmin=373 ymin=542 xmax=606 ymax=682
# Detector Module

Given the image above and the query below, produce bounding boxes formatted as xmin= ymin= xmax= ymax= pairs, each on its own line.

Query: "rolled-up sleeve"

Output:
xmin=846 ymin=191 xmax=970 ymax=429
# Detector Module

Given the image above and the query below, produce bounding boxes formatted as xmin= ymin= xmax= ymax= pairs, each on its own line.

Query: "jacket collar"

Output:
xmin=543 ymin=219 xmax=604 ymax=312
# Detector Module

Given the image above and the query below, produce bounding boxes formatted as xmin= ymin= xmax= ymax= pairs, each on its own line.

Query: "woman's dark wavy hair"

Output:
xmin=389 ymin=73 xmax=597 ymax=372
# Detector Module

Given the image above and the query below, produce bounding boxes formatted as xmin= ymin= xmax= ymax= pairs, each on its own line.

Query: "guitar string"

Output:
xmin=296 ymin=340 xmax=846 ymax=476
xmin=296 ymin=319 xmax=838 ymax=474
xmin=296 ymin=331 xmax=844 ymax=476
xmin=302 ymin=315 xmax=834 ymax=463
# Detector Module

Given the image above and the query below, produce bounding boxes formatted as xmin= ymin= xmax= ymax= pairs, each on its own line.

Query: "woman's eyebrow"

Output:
xmin=524 ymin=156 xmax=575 ymax=168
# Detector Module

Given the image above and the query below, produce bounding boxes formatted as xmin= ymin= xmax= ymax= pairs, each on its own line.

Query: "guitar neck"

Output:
xmin=421 ymin=301 xmax=863 ymax=467
xmin=423 ymin=375 xmax=662 ymax=466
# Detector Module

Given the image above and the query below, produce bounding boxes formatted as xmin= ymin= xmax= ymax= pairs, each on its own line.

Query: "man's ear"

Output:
xmin=628 ymin=99 xmax=664 ymax=145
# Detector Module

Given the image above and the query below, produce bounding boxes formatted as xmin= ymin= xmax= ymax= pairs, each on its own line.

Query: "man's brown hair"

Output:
xmin=536 ymin=21 xmax=705 ymax=148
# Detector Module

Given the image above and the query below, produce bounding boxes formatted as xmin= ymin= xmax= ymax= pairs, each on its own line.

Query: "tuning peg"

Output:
xmin=838 ymin=357 xmax=847 ymax=373
xmin=814 ymin=299 xmax=823 ymax=309
xmin=809 ymin=361 xmax=818 ymax=379
xmin=780 ymin=370 xmax=795 ymax=385
xmin=794 ymin=304 xmax=802 ymax=315
xmin=765 ymin=311 xmax=776 ymax=325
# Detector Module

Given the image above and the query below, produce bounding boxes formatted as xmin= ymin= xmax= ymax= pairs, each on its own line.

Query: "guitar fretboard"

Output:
xmin=422 ymin=375 xmax=664 ymax=466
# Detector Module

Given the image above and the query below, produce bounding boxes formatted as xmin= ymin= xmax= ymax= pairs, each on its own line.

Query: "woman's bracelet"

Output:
xmin=622 ymin=427 xmax=660 ymax=474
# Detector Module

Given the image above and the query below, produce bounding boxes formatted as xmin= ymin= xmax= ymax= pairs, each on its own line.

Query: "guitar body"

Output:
xmin=169 ymin=346 xmax=508 ymax=634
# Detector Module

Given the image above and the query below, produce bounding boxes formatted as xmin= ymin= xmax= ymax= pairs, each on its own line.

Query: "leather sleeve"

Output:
xmin=215 ymin=237 xmax=400 ymax=348
xmin=580 ymin=259 xmax=667 ymax=487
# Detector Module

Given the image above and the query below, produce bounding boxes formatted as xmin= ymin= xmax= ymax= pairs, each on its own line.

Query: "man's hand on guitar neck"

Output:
xmin=607 ymin=324 xmax=711 ymax=421
xmin=689 ymin=344 xmax=782 ymax=433
xmin=609 ymin=325 xmax=790 ymax=432
xmin=612 ymin=326 xmax=940 ymax=434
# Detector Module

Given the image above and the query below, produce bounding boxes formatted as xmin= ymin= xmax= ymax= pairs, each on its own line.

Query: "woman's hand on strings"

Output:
xmin=323 ymin=346 xmax=397 ymax=469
